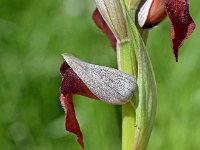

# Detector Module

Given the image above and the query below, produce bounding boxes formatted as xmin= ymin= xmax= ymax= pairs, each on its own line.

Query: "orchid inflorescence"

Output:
xmin=59 ymin=0 xmax=195 ymax=149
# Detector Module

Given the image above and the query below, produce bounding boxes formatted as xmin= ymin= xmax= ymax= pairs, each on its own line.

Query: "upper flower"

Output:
xmin=93 ymin=0 xmax=196 ymax=61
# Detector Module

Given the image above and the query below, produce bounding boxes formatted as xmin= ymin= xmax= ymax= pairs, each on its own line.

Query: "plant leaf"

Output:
xmin=124 ymin=6 xmax=157 ymax=150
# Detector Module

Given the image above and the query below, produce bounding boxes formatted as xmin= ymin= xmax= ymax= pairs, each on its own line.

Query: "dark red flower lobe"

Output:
xmin=92 ymin=8 xmax=117 ymax=49
xmin=60 ymin=62 xmax=98 ymax=149
xmin=60 ymin=62 xmax=98 ymax=99
xmin=165 ymin=0 xmax=195 ymax=61
xmin=60 ymin=94 xmax=84 ymax=148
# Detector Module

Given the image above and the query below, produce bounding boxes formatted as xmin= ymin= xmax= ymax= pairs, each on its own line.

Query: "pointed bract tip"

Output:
xmin=62 ymin=53 xmax=72 ymax=61
xmin=62 ymin=53 xmax=81 ymax=66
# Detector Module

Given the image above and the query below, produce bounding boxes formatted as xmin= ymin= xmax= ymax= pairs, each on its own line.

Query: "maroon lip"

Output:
xmin=60 ymin=61 xmax=98 ymax=149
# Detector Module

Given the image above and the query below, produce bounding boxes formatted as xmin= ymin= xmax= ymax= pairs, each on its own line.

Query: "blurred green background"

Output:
xmin=0 ymin=0 xmax=199 ymax=150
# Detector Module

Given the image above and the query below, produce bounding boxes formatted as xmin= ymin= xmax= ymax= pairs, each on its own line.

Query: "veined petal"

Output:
xmin=137 ymin=0 xmax=167 ymax=28
xmin=93 ymin=8 xmax=117 ymax=49
xmin=95 ymin=0 xmax=128 ymax=43
xmin=60 ymin=54 xmax=136 ymax=148
xmin=165 ymin=0 xmax=195 ymax=61
xmin=137 ymin=0 xmax=153 ymax=27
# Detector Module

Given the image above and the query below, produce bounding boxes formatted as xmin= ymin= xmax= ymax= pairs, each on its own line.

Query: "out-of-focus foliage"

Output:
xmin=0 ymin=0 xmax=199 ymax=150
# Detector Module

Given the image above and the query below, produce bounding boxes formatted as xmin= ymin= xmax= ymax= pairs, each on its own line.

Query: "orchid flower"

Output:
xmin=60 ymin=0 xmax=195 ymax=149
xmin=93 ymin=0 xmax=195 ymax=61
xmin=60 ymin=53 xmax=136 ymax=148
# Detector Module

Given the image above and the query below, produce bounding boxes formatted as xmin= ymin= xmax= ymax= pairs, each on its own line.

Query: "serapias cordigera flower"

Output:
xmin=60 ymin=53 xmax=136 ymax=148
xmin=93 ymin=0 xmax=195 ymax=61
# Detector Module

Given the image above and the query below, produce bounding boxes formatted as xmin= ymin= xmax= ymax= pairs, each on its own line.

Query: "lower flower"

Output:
xmin=60 ymin=53 xmax=136 ymax=148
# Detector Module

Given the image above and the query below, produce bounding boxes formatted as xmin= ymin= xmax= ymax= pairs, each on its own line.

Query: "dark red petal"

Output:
xmin=60 ymin=62 xmax=98 ymax=148
xmin=60 ymin=94 xmax=84 ymax=149
xmin=60 ymin=62 xmax=98 ymax=99
xmin=165 ymin=0 xmax=196 ymax=61
xmin=60 ymin=61 xmax=70 ymax=76
xmin=92 ymin=8 xmax=117 ymax=49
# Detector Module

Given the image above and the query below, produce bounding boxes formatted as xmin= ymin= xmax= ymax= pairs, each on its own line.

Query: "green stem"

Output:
xmin=117 ymin=41 xmax=137 ymax=150
xmin=117 ymin=27 xmax=149 ymax=150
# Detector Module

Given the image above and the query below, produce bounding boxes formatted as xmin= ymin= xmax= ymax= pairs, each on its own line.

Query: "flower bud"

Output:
xmin=95 ymin=0 xmax=128 ymax=43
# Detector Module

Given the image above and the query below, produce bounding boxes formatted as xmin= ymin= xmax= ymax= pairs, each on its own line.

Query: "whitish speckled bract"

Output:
xmin=62 ymin=53 xmax=136 ymax=104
